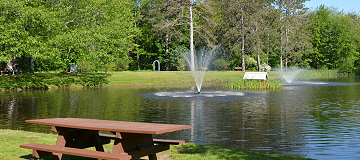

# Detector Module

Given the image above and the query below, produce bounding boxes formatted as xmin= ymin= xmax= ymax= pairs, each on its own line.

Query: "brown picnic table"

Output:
xmin=20 ymin=118 xmax=191 ymax=160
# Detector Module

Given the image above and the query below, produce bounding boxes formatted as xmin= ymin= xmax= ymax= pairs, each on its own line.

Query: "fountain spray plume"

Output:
xmin=179 ymin=46 xmax=218 ymax=93
xmin=277 ymin=67 xmax=303 ymax=83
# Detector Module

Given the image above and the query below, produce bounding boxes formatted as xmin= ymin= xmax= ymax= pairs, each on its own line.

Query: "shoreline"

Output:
xmin=0 ymin=70 xmax=348 ymax=92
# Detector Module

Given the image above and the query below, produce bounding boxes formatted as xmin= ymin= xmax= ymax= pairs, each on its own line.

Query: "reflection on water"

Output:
xmin=1 ymin=78 xmax=360 ymax=159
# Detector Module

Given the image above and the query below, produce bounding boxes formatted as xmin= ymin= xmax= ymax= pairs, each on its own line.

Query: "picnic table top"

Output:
xmin=26 ymin=118 xmax=191 ymax=134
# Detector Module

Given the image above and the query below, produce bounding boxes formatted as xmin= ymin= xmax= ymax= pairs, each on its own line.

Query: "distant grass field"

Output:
xmin=0 ymin=69 xmax=343 ymax=90
xmin=1 ymin=129 xmax=314 ymax=160
xmin=0 ymin=71 xmax=245 ymax=90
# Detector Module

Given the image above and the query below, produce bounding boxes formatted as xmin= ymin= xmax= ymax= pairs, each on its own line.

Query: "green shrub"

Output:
xmin=176 ymin=58 xmax=186 ymax=71
xmin=213 ymin=58 xmax=230 ymax=71
xmin=115 ymin=58 xmax=129 ymax=71
xmin=244 ymin=55 xmax=257 ymax=70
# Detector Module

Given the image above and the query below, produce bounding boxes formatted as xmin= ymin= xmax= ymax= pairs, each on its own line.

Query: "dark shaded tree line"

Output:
xmin=1 ymin=0 xmax=360 ymax=74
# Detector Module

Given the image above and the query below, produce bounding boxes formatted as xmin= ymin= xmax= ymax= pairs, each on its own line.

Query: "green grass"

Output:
xmin=105 ymin=71 xmax=245 ymax=85
xmin=1 ymin=129 xmax=314 ymax=160
xmin=0 ymin=69 xmax=343 ymax=90
xmin=0 ymin=71 xmax=243 ymax=90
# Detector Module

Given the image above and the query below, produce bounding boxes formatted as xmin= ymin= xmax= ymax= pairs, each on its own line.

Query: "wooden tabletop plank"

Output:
xmin=25 ymin=118 xmax=191 ymax=134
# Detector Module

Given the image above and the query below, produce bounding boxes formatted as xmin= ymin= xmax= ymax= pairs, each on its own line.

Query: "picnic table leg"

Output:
xmin=93 ymin=132 xmax=105 ymax=152
xmin=111 ymin=132 xmax=125 ymax=154
xmin=53 ymin=127 xmax=69 ymax=160
xmin=110 ymin=132 xmax=168 ymax=160
xmin=148 ymin=154 xmax=158 ymax=160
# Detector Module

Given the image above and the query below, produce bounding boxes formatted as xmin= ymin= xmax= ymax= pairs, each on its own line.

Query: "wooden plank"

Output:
xmin=99 ymin=133 xmax=185 ymax=145
xmin=54 ymin=127 xmax=69 ymax=159
xmin=25 ymin=118 xmax=191 ymax=134
xmin=20 ymin=143 xmax=131 ymax=160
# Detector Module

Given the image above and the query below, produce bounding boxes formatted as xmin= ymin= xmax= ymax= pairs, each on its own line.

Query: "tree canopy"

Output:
xmin=1 ymin=0 xmax=360 ymax=74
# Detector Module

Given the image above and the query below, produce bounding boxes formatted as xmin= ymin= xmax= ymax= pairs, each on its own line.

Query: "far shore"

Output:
xmin=0 ymin=70 xmax=345 ymax=91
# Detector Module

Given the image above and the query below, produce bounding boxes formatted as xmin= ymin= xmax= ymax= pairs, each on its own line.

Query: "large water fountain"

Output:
xmin=152 ymin=46 xmax=244 ymax=98
xmin=183 ymin=47 xmax=217 ymax=93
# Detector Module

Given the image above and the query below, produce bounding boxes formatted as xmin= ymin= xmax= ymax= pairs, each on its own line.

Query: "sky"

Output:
xmin=304 ymin=0 xmax=360 ymax=13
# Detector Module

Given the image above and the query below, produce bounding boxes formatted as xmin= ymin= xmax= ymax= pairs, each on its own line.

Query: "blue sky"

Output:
xmin=305 ymin=0 xmax=360 ymax=13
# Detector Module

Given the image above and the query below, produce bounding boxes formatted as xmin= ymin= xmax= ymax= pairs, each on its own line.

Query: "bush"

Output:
xmin=338 ymin=58 xmax=354 ymax=74
xmin=115 ymin=58 xmax=129 ymax=71
xmin=261 ymin=63 xmax=271 ymax=72
xmin=176 ymin=58 xmax=186 ymax=71
xmin=244 ymin=55 xmax=257 ymax=69
xmin=213 ymin=58 xmax=230 ymax=71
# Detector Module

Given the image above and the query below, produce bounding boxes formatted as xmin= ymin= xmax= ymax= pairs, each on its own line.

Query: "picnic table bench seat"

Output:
xmin=98 ymin=133 xmax=185 ymax=145
xmin=20 ymin=143 xmax=131 ymax=160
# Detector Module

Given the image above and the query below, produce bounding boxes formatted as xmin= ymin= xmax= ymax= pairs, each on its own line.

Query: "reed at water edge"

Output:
xmin=227 ymin=78 xmax=283 ymax=90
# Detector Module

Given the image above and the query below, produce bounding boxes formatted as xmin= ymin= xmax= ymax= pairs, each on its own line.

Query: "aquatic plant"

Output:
xmin=227 ymin=78 xmax=283 ymax=90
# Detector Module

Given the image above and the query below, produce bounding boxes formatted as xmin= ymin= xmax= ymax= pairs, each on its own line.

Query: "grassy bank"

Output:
xmin=0 ymin=71 xmax=245 ymax=90
xmin=0 ymin=69 xmax=346 ymax=90
xmin=1 ymin=129 xmax=314 ymax=160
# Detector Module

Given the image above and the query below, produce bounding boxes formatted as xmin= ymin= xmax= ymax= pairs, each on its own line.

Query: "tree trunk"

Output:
xmin=267 ymin=33 xmax=269 ymax=65
xmin=166 ymin=29 xmax=169 ymax=71
xmin=135 ymin=6 xmax=140 ymax=71
xmin=241 ymin=13 xmax=245 ymax=72
xmin=189 ymin=0 xmax=195 ymax=71
xmin=279 ymin=1 xmax=283 ymax=72
xmin=30 ymin=58 xmax=34 ymax=73
xmin=285 ymin=8 xmax=289 ymax=71
xmin=257 ymin=53 xmax=261 ymax=72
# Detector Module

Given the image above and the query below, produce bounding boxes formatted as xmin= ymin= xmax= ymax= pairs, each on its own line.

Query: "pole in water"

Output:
xmin=198 ymin=91 xmax=201 ymax=94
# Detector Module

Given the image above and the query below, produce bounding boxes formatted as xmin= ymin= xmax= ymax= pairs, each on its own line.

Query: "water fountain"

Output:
xmin=278 ymin=68 xmax=341 ymax=86
xmin=150 ymin=46 xmax=245 ymax=98
xmin=279 ymin=68 xmax=303 ymax=84
xmin=182 ymin=47 xmax=217 ymax=93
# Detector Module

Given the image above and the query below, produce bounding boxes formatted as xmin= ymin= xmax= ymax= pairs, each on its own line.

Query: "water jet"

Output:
xmin=182 ymin=46 xmax=218 ymax=93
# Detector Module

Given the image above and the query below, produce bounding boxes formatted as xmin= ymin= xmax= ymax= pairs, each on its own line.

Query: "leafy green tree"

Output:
xmin=307 ymin=5 xmax=359 ymax=72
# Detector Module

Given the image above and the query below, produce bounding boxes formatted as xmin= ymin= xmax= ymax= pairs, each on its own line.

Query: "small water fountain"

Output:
xmin=279 ymin=68 xmax=303 ymax=84
xmin=278 ymin=68 xmax=340 ymax=86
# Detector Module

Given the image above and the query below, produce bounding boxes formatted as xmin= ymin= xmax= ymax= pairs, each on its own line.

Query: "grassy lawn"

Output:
xmin=0 ymin=70 xmax=343 ymax=90
xmin=0 ymin=71 xmax=250 ymax=90
xmin=105 ymin=71 xmax=247 ymax=85
xmin=1 ymin=129 xmax=314 ymax=160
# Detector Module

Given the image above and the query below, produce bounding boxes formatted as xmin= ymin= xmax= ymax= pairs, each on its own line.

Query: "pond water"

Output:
xmin=1 ymin=76 xmax=360 ymax=159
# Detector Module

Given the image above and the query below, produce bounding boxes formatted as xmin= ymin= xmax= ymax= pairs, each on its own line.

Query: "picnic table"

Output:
xmin=20 ymin=118 xmax=191 ymax=160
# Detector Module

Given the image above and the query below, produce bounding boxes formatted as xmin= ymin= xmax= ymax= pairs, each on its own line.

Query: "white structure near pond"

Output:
xmin=243 ymin=72 xmax=268 ymax=80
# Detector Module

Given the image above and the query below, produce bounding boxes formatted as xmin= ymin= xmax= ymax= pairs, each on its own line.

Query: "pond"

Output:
xmin=1 ymin=76 xmax=360 ymax=159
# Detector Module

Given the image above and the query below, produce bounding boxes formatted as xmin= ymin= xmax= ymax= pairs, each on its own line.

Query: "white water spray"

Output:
xmin=279 ymin=68 xmax=303 ymax=83
xmin=182 ymin=47 xmax=218 ymax=93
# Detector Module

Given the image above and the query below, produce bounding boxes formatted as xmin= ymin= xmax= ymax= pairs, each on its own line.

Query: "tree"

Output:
xmin=209 ymin=0 xmax=254 ymax=71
